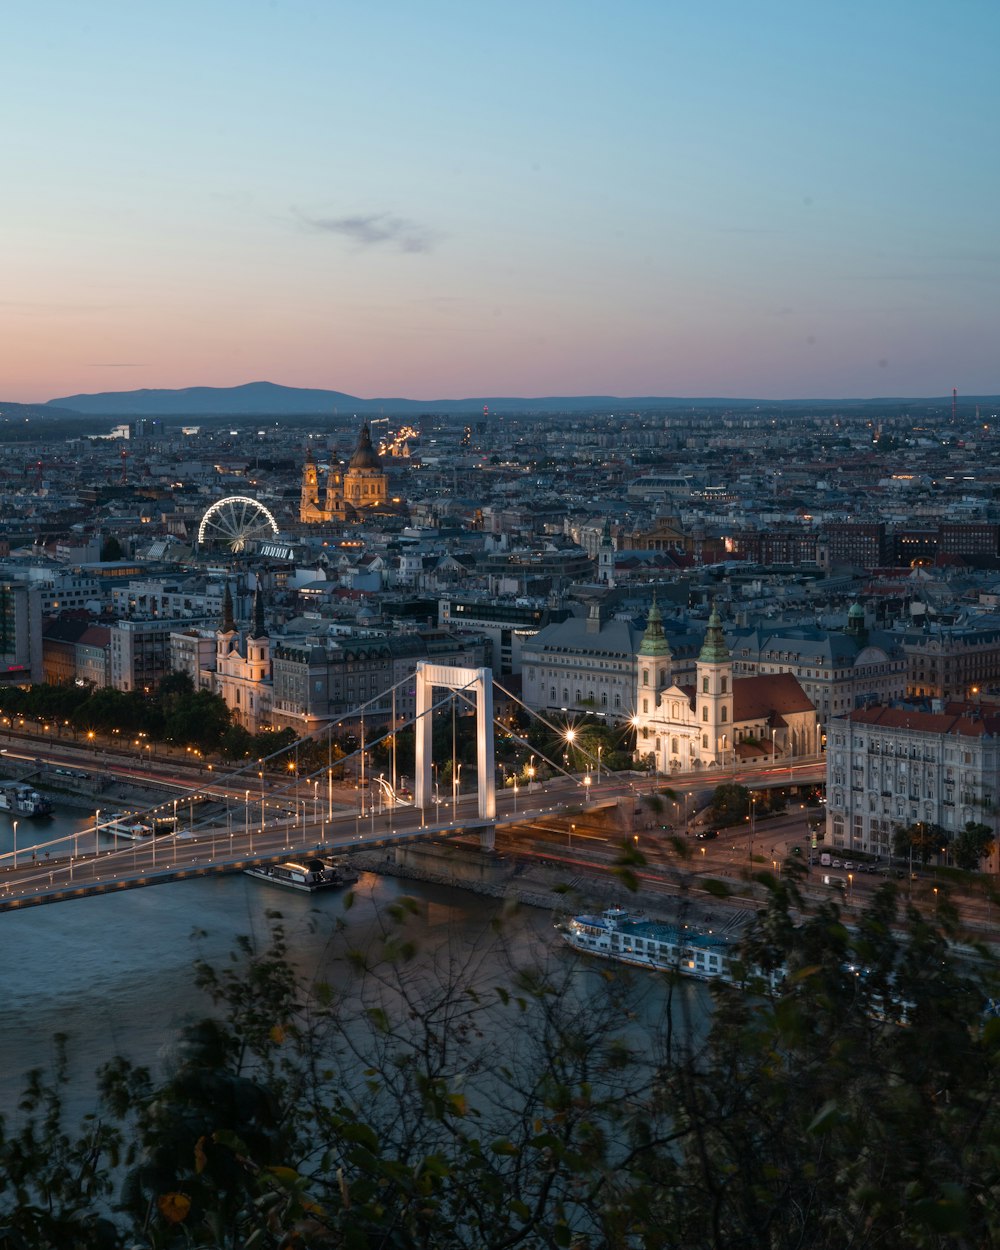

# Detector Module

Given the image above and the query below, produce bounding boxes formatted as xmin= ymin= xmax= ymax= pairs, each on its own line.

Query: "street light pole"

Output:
xmin=12 ymin=820 xmax=17 ymax=869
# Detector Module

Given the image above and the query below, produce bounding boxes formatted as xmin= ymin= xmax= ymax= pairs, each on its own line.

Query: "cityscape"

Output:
xmin=4 ymin=1 xmax=1000 ymax=1246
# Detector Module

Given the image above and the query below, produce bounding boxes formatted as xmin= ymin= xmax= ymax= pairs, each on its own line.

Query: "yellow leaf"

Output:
xmin=157 ymin=1192 xmax=191 ymax=1224
xmin=270 ymin=1024 xmax=286 ymax=1044
xmin=194 ymin=1136 xmax=208 ymax=1174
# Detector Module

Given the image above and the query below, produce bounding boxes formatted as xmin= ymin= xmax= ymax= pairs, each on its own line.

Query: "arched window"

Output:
xmin=643 ymin=670 xmax=649 ymax=686
xmin=702 ymin=733 xmax=709 ymax=748
xmin=721 ymin=707 xmax=728 ymax=723
xmin=672 ymin=737 xmax=679 ymax=754
xmin=702 ymin=706 xmax=708 ymax=722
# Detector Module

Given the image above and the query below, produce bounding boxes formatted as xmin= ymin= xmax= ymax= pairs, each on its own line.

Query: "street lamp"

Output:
xmin=583 ymin=771 xmax=592 ymax=802
xmin=513 ymin=776 xmax=519 ymax=813
xmin=527 ymin=756 xmax=535 ymax=792
xmin=452 ymin=763 xmax=462 ymax=819
xmin=597 ymin=744 xmax=603 ymax=783
xmin=12 ymin=820 xmax=17 ymax=869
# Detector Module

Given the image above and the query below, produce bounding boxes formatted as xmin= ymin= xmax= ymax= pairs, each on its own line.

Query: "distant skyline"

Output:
xmin=4 ymin=1 xmax=999 ymax=404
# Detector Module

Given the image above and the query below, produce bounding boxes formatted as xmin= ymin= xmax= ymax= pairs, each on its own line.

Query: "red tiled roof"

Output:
xmin=845 ymin=704 xmax=1000 ymax=738
xmin=733 ymin=672 xmax=814 ymax=720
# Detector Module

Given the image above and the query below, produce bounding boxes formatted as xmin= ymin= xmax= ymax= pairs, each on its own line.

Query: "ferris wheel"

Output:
xmin=197 ymin=496 xmax=279 ymax=553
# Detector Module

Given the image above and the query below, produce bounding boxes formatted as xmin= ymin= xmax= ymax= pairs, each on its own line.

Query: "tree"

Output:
xmin=4 ymin=886 xmax=1000 ymax=1248
xmin=100 ymin=534 xmax=124 ymax=562
xmin=951 ymin=820 xmax=995 ymax=871
xmin=708 ymin=781 xmax=750 ymax=825
xmin=893 ymin=820 xmax=949 ymax=865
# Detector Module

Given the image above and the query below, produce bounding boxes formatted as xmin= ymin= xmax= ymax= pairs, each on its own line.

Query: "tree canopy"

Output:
xmin=2 ymin=871 xmax=1000 ymax=1249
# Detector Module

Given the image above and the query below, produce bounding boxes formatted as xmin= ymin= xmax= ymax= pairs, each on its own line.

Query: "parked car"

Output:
xmin=695 ymin=830 xmax=719 ymax=840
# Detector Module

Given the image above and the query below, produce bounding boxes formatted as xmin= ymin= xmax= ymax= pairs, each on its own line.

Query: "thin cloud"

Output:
xmin=296 ymin=209 xmax=437 ymax=253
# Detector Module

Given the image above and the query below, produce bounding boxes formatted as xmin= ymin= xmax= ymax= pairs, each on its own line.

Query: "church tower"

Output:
xmin=323 ymin=446 xmax=345 ymax=519
xmin=216 ymin=582 xmax=238 ymax=667
xmin=246 ymin=586 xmax=270 ymax=683
xmin=637 ymin=597 xmax=671 ymax=718
xmin=299 ymin=448 xmax=322 ymax=523
xmin=695 ymin=603 xmax=733 ymax=766
xmin=598 ymin=516 xmax=616 ymax=586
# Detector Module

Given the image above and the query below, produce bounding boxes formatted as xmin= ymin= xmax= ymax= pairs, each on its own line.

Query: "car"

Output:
xmin=695 ymin=830 xmax=719 ymax=840
xmin=843 ymin=860 xmax=856 ymax=870
xmin=831 ymin=858 xmax=843 ymax=868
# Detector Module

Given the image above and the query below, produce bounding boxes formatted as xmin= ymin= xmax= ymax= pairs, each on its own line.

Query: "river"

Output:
xmin=0 ymin=804 xmax=712 ymax=1129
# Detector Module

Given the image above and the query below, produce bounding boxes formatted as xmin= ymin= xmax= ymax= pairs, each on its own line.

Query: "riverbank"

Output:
xmin=350 ymin=837 xmax=743 ymax=934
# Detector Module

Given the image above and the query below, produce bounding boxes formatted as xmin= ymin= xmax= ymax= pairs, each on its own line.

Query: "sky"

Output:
xmin=3 ymin=0 xmax=1000 ymax=404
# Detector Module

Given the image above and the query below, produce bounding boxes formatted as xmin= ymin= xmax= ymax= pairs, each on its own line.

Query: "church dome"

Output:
xmin=348 ymin=422 xmax=382 ymax=470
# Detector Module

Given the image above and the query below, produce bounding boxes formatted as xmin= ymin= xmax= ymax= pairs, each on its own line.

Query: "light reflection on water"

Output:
xmin=1 ymin=813 xmax=712 ymax=1126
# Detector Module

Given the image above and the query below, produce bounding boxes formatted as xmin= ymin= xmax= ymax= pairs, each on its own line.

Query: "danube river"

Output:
xmin=0 ymin=806 xmax=712 ymax=1127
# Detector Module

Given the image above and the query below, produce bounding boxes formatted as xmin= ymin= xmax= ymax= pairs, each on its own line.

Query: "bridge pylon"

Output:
xmin=414 ymin=663 xmax=496 ymax=826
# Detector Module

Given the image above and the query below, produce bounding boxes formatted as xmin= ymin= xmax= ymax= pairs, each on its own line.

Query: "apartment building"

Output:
xmin=825 ymin=703 xmax=999 ymax=870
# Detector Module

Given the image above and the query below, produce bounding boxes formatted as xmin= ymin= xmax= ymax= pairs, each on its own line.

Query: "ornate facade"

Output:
xmin=299 ymin=422 xmax=389 ymax=524
xmin=213 ymin=584 xmax=272 ymax=733
xmin=633 ymin=602 xmax=818 ymax=773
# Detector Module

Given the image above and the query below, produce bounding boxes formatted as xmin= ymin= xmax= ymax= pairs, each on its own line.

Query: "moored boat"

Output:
xmin=0 ymin=782 xmax=53 ymax=818
xmin=244 ymin=856 xmax=358 ymax=892
xmin=100 ymin=813 xmax=153 ymax=840
xmin=560 ymin=906 xmax=782 ymax=989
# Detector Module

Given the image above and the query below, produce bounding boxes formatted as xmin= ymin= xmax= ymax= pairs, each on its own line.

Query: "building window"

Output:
xmin=643 ymin=698 xmax=649 ymax=714
xmin=702 ymin=677 xmax=709 ymax=694
xmin=721 ymin=676 xmax=728 ymax=694
xmin=643 ymin=670 xmax=649 ymax=686
xmin=721 ymin=707 xmax=728 ymax=723
xmin=702 ymin=733 xmax=708 ymax=748
xmin=702 ymin=706 xmax=708 ymax=722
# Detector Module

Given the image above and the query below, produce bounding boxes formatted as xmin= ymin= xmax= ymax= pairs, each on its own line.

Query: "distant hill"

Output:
xmin=44 ymin=381 xmax=754 ymax=416
xmin=42 ymin=380 xmax=1000 ymax=417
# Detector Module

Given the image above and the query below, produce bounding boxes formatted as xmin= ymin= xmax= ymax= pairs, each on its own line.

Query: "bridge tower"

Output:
xmin=413 ymin=662 xmax=496 ymax=847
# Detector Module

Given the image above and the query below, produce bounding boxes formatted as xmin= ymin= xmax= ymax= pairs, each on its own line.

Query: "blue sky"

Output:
xmin=3 ymin=0 xmax=999 ymax=402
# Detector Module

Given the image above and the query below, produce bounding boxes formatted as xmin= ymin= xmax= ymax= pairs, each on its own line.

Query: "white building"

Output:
xmin=825 ymin=702 xmax=1000 ymax=869
xmin=213 ymin=587 xmax=272 ymax=734
xmin=633 ymin=602 xmax=818 ymax=773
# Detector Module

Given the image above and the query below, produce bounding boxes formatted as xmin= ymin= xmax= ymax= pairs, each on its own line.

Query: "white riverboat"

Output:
xmin=561 ymin=906 xmax=777 ymax=987
xmin=100 ymin=813 xmax=153 ymax=840
xmin=0 ymin=782 xmax=53 ymax=818
xmin=244 ymin=856 xmax=358 ymax=893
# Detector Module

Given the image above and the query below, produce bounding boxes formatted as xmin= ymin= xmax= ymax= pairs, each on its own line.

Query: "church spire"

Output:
xmin=698 ymin=602 xmax=730 ymax=664
xmin=221 ymin=582 xmax=235 ymax=633
xmin=639 ymin=595 xmax=671 ymax=657
xmin=249 ymin=586 xmax=267 ymax=640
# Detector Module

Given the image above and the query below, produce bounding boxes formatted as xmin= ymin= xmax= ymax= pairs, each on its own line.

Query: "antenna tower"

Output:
xmin=952 ymin=387 xmax=958 ymax=423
